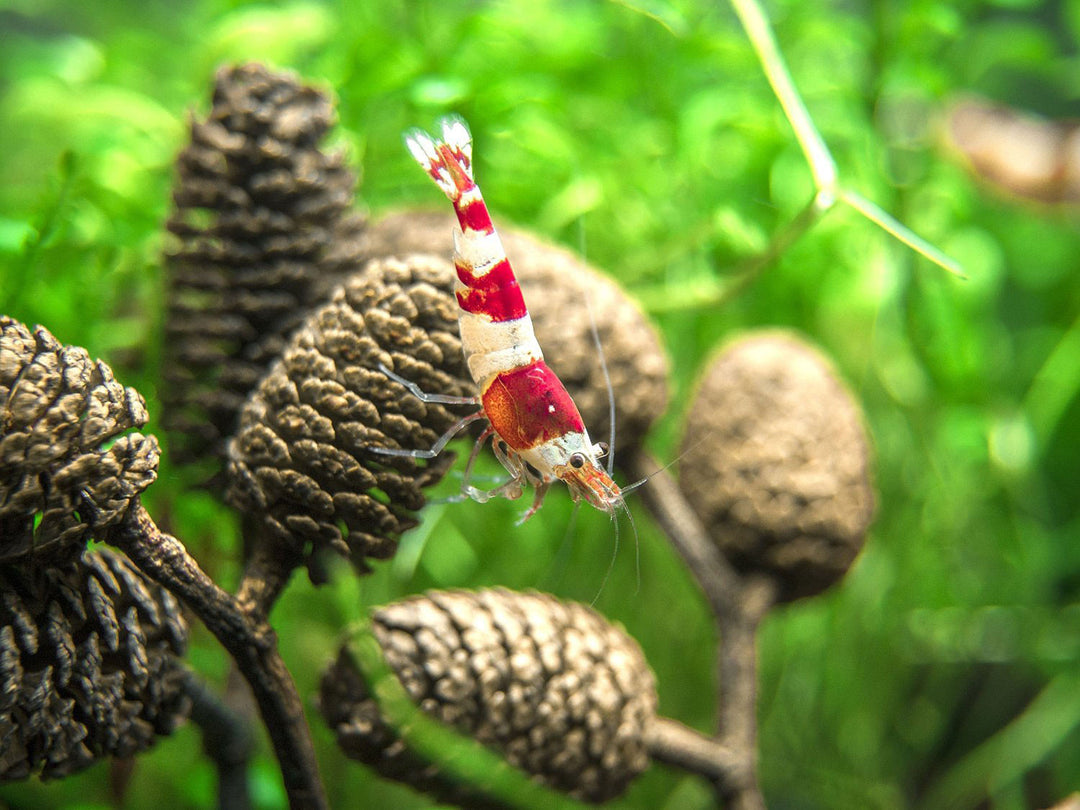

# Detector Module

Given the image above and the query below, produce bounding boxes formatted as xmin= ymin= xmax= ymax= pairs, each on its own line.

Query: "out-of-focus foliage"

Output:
xmin=1 ymin=1 xmax=1079 ymax=808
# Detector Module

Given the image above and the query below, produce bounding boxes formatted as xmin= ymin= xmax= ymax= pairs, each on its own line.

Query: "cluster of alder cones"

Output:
xmin=1 ymin=64 xmax=875 ymax=807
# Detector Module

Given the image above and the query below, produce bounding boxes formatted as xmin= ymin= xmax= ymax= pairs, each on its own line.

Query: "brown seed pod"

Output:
xmin=945 ymin=94 xmax=1080 ymax=205
xmin=319 ymin=588 xmax=657 ymax=804
xmin=679 ymin=331 xmax=875 ymax=602
xmin=0 ymin=546 xmax=189 ymax=781
xmin=365 ymin=209 xmax=669 ymax=455
xmin=162 ymin=62 xmax=368 ymax=473
xmin=225 ymin=253 xmax=471 ymax=578
xmin=0 ymin=317 xmax=159 ymax=564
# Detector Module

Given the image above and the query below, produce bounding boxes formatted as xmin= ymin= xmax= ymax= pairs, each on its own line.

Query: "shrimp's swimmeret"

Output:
xmin=396 ymin=115 xmax=623 ymax=520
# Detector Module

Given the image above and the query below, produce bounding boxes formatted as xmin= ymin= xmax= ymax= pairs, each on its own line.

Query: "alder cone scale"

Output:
xmin=0 ymin=547 xmax=189 ymax=781
xmin=163 ymin=62 xmax=367 ymax=472
xmin=320 ymin=588 xmax=657 ymax=804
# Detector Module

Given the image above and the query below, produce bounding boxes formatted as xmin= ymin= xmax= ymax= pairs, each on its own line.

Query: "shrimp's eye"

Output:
xmin=569 ymin=452 xmax=586 ymax=469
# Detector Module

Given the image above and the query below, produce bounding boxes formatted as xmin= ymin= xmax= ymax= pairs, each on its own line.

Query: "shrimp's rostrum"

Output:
xmin=399 ymin=115 xmax=622 ymax=520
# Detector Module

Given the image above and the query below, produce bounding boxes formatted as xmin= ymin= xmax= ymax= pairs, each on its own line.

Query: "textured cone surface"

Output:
xmin=320 ymin=588 xmax=657 ymax=804
xmin=163 ymin=62 xmax=367 ymax=473
xmin=0 ymin=318 xmax=159 ymax=563
xmin=0 ymin=546 xmax=189 ymax=781
xmin=226 ymin=254 xmax=471 ymax=578
xmin=366 ymin=210 xmax=669 ymax=455
xmin=679 ymin=332 xmax=874 ymax=601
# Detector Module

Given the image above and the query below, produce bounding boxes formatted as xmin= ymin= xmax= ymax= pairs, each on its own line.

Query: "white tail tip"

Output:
xmin=403 ymin=114 xmax=474 ymax=198
xmin=439 ymin=114 xmax=472 ymax=168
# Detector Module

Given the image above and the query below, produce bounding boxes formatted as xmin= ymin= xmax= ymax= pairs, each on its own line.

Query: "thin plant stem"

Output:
xmin=841 ymin=190 xmax=966 ymax=278
xmin=920 ymin=672 xmax=1080 ymax=810
xmin=728 ymin=0 xmax=963 ymax=277
xmin=1022 ymin=305 xmax=1080 ymax=451
xmin=728 ymin=0 xmax=837 ymax=193
xmin=636 ymin=192 xmax=828 ymax=314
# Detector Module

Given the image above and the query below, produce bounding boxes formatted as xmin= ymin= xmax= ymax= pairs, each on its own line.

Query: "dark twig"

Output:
xmin=714 ymin=580 xmax=773 ymax=810
xmin=622 ymin=448 xmax=774 ymax=809
xmin=621 ymin=448 xmax=747 ymax=620
xmin=181 ymin=668 xmax=254 ymax=810
xmin=235 ymin=529 xmax=299 ymax=622
xmin=645 ymin=716 xmax=742 ymax=782
xmin=107 ymin=500 xmax=328 ymax=810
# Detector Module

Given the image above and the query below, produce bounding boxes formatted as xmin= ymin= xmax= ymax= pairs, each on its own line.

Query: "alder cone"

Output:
xmin=365 ymin=209 xmax=669 ymax=456
xmin=163 ymin=62 xmax=367 ymax=473
xmin=0 ymin=547 xmax=189 ymax=781
xmin=320 ymin=588 xmax=657 ymax=804
xmin=679 ymin=332 xmax=875 ymax=601
xmin=225 ymin=254 xmax=471 ymax=578
xmin=0 ymin=317 xmax=159 ymax=564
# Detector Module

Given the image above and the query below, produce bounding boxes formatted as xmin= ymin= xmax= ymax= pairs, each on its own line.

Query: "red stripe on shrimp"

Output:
xmin=457 ymin=199 xmax=494 ymax=233
xmin=481 ymin=361 xmax=586 ymax=451
xmin=455 ymin=257 xmax=527 ymax=321
xmin=456 ymin=287 xmax=528 ymax=321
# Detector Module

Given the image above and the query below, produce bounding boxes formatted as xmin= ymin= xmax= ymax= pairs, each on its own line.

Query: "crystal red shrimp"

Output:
xmin=380 ymin=115 xmax=623 ymax=521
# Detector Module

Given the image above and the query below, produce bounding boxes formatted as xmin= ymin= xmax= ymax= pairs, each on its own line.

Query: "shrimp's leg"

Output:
xmin=489 ymin=439 xmax=549 ymax=522
xmin=461 ymin=431 xmax=525 ymax=504
xmin=367 ymin=362 xmax=483 ymax=458
xmin=369 ymin=409 xmax=486 ymax=459
xmin=516 ymin=480 xmax=551 ymax=525
xmin=460 ymin=426 xmax=496 ymax=491
xmin=377 ymin=362 xmax=479 ymax=406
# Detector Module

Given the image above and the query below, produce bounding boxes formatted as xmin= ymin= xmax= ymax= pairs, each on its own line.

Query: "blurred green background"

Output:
xmin=2 ymin=0 xmax=1079 ymax=808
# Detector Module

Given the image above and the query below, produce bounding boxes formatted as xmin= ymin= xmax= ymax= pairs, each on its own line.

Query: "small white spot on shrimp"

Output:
xmin=548 ymin=404 xmax=556 ymax=413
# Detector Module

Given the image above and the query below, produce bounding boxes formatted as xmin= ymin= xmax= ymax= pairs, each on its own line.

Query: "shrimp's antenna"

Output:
xmin=591 ymin=506 xmax=620 ymax=606
xmin=540 ymin=501 xmax=582 ymax=590
xmin=619 ymin=439 xmax=703 ymax=496
xmin=619 ymin=497 xmax=641 ymax=594
xmin=585 ymin=290 xmax=617 ymax=478
xmin=577 ymin=217 xmax=617 ymax=478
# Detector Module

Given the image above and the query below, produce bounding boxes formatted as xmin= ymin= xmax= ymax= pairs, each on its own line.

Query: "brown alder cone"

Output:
xmin=225 ymin=253 xmax=471 ymax=578
xmin=162 ymin=62 xmax=367 ymax=473
xmin=0 ymin=317 xmax=159 ymax=564
xmin=679 ymin=331 xmax=875 ymax=602
xmin=0 ymin=546 xmax=189 ymax=781
xmin=319 ymin=588 xmax=657 ymax=804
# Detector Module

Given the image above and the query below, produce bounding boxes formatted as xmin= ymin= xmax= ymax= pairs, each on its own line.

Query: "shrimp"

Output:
xmin=377 ymin=115 xmax=623 ymax=522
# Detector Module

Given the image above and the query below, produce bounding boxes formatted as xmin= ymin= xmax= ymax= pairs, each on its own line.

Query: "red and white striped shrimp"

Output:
xmin=379 ymin=115 xmax=623 ymax=522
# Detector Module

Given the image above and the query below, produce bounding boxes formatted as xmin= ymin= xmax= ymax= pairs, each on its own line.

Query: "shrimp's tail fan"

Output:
xmin=404 ymin=115 xmax=474 ymax=200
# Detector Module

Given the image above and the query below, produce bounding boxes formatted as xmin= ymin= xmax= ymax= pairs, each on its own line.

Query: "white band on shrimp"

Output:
xmin=459 ymin=311 xmax=543 ymax=384
xmin=453 ymin=227 xmax=504 ymax=275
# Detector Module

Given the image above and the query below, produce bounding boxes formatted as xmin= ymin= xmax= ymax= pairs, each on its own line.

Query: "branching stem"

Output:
xmin=108 ymin=501 xmax=328 ymax=810
xmin=622 ymin=449 xmax=775 ymax=808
